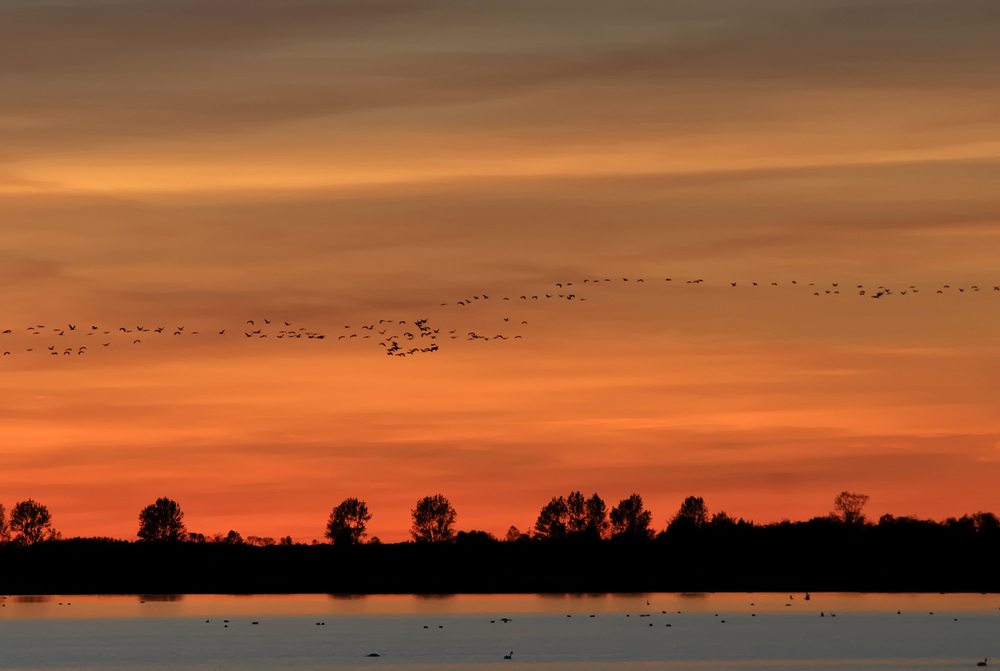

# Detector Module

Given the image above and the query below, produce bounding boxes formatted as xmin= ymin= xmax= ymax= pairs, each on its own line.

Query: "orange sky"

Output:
xmin=2 ymin=0 xmax=1000 ymax=542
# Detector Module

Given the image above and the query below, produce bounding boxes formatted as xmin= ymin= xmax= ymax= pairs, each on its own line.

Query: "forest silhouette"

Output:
xmin=1 ymin=492 xmax=997 ymax=594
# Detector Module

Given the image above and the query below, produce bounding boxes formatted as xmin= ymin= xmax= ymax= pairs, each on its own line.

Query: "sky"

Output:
xmin=2 ymin=0 xmax=1000 ymax=542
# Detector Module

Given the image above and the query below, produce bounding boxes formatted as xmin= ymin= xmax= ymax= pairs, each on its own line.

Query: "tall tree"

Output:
xmin=585 ymin=493 xmax=610 ymax=539
xmin=671 ymin=496 xmax=709 ymax=530
xmin=137 ymin=497 xmax=187 ymax=541
xmin=833 ymin=492 xmax=869 ymax=525
xmin=325 ymin=497 xmax=372 ymax=545
xmin=566 ymin=492 xmax=588 ymax=534
xmin=609 ymin=494 xmax=653 ymax=538
xmin=411 ymin=494 xmax=457 ymax=542
xmin=533 ymin=496 xmax=568 ymax=539
xmin=10 ymin=499 xmax=52 ymax=545
xmin=0 ymin=503 xmax=9 ymax=543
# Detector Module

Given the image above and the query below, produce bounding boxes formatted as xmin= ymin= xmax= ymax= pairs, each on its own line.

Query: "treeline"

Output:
xmin=2 ymin=491 xmax=999 ymax=548
xmin=2 ymin=491 xmax=999 ymax=593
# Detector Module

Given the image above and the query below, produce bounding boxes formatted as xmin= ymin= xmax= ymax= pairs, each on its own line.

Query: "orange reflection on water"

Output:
xmin=1 ymin=593 xmax=998 ymax=620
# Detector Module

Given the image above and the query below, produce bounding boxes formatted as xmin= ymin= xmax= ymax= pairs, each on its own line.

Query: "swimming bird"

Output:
xmin=504 ymin=652 xmax=513 ymax=660
xmin=977 ymin=660 xmax=987 ymax=667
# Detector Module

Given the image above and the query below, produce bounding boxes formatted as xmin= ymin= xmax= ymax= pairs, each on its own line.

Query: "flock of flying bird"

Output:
xmin=2 ymin=275 xmax=996 ymax=362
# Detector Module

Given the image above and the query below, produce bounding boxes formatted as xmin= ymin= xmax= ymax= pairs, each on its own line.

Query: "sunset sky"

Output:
xmin=2 ymin=0 xmax=1000 ymax=542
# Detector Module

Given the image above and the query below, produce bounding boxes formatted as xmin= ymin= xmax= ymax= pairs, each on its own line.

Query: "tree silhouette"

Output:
xmin=137 ymin=497 xmax=186 ymax=541
xmin=671 ymin=496 xmax=709 ymax=531
xmin=610 ymin=494 xmax=653 ymax=538
xmin=973 ymin=511 xmax=1000 ymax=532
xmin=585 ymin=493 xmax=610 ymax=539
xmin=833 ymin=492 xmax=869 ymax=525
xmin=711 ymin=511 xmax=737 ymax=528
xmin=533 ymin=496 xmax=568 ymax=539
xmin=325 ymin=497 xmax=372 ymax=546
xmin=0 ymin=503 xmax=9 ymax=544
xmin=566 ymin=492 xmax=587 ymax=534
xmin=411 ymin=495 xmax=456 ymax=542
xmin=10 ymin=499 xmax=52 ymax=545
xmin=224 ymin=530 xmax=243 ymax=544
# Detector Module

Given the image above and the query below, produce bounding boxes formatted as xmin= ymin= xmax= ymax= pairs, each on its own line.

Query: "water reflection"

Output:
xmin=14 ymin=596 xmax=51 ymax=603
xmin=0 ymin=592 xmax=997 ymax=620
xmin=137 ymin=594 xmax=184 ymax=602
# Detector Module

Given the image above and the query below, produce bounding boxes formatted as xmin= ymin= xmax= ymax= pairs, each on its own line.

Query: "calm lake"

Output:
xmin=1 ymin=592 xmax=997 ymax=670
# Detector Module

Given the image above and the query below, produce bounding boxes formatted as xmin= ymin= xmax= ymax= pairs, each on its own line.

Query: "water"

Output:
xmin=1 ymin=593 xmax=997 ymax=670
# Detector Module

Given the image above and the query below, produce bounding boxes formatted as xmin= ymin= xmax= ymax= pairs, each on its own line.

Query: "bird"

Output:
xmin=218 ymin=330 xmax=225 ymax=335
xmin=504 ymin=652 xmax=513 ymax=660
xmin=977 ymin=660 xmax=987 ymax=667
xmin=133 ymin=340 xmax=141 ymax=344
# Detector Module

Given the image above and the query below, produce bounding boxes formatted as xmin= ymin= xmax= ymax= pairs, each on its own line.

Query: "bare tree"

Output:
xmin=0 ymin=503 xmax=9 ymax=543
xmin=10 ymin=500 xmax=53 ymax=545
xmin=411 ymin=495 xmax=456 ymax=542
xmin=610 ymin=494 xmax=653 ymax=538
xmin=137 ymin=497 xmax=187 ymax=541
xmin=533 ymin=496 xmax=568 ymax=539
xmin=325 ymin=497 xmax=372 ymax=546
xmin=833 ymin=492 xmax=870 ymax=525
